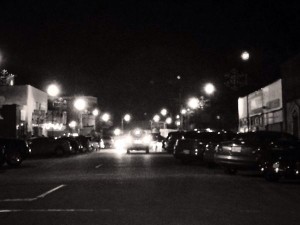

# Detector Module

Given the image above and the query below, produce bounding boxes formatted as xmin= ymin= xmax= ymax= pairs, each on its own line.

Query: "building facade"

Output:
xmin=238 ymin=79 xmax=283 ymax=133
xmin=0 ymin=85 xmax=48 ymax=137
xmin=281 ymin=54 xmax=300 ymax=138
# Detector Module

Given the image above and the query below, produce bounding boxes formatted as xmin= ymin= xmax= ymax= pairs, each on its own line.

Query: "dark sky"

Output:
xmin=0 ymin=0 xmax=300 ymax=123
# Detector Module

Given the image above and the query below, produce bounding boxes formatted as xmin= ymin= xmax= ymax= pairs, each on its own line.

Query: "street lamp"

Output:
xmin=188 ymin=97 xmax=200 ymax=110
xmin=101 ymin=113 xmax=110 ymax=122
xmin=204 ymin=83 xmax=215 ymax=95
xmin=160 ymin=108 xmax=167 ymax=116
xmin=153 ymin=114 xmax=160 ymax=123
xmin=92 ymin=109 xmax=99 ymax=116
xmin=74 ymin=98 xmax=87 ymax=132
xmin=47 ymin=84 xmax=60 ymax=137
xmin=241 ymin=51 xmax=250 ymax=61
xmin=121 ymin=114 xmax=131 ymax=131
xmin=166 ymin=117 xmax=172 ymax=125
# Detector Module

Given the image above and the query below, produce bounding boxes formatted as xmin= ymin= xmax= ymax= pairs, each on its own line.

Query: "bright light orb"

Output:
xmin=161 ymin=108 xmax=167 ymax=116
xmin=166 ymin=117 xmax=172 ymax=124
xmin=74 ymin=98 xmax=87 ymax=111
xmin=102 ymin=113 xmax=110 ymax=122
xmin=176 ymin=121 xmax=181 ymax=126
xmin=114 ymin=128 xmax=121 ymax=136
xmin=181 ymin=109 xmax=187 ymax=115
xmin=204 ymin=83 xmax=215 ymax=95
xmin=153 ymin=115 xmax=160 ymax=122
xmin=124 ymin=114 xmax=131 ymax=122
xmin=188 ymin=97 xmax=199 ymax=109
xmin=47 ymin=84 xmax=60 ymax=97
xmin=69 ymin=120 xmax=77 ymax=128
xmin=92 ymin=109 xmax=99 ymax=116
xmin=241 ymin=51 xmax=250 ymax=61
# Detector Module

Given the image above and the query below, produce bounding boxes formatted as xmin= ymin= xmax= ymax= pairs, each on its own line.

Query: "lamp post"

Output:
xmin=121 ymin=114 xmax=131 ymax=132
xmin=47 ymin=84 xmax=60 ymax=137
xmin=74 ymin=98 xmax=87 ymax=134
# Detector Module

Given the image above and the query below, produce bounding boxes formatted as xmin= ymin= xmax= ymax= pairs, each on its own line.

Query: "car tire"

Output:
xmin=224 ymin=167 xmax=237 ymax=175
xmin=55 ymin=147 xmax=64 ymax=156
xmin=127 ymin=149 xmax=130 ymax=154
xmin=146 ymin=148 xmax=149 ymax=154
xmin=6 ymin=151 xmax=23 ymax=167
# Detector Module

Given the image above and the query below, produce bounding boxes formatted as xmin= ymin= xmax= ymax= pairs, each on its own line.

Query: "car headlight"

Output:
xmin=126 ymin=136 xmax=133 ymax=143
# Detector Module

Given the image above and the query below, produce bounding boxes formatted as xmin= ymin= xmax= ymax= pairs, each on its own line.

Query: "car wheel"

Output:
xmin=224 ymin=167 xmax=237 ymax=175
xmin=146 ymin=148 xmax=149 ymax=154
xmin=6 ymin=151 xmax=23 ymax=167
xmin=264 ymin=170 xmax=280 ymax=182
xmin=127 ymin=149 xmax=130 ymax=154
xmin=55 ymin=147 xmax=64 ymax=156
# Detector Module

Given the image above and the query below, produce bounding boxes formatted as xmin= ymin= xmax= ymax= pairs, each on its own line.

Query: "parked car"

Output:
xmin=75 ymin=135 xmax=93 ymax=152
xmin=173 ymin=131 xmax=222 ymax=164
xmin=126 ymin=129 xmax=152 ymax=154
xmin=214 ymin=131 xmax=298 ymax=174
xmin=59 ymin=136 xmax=83 ymax=153
xmin=163 ymin=131 xmax=185 ymax=153
xmin=203 ymin=131 xmax=236 ymax=166
xmin=259 ymin=140 xmax=300 ymax=181
xmin=0 ymin=138 xmax=30 ymax=167
xmin=28 ymin=137 xmax=73 ymax=156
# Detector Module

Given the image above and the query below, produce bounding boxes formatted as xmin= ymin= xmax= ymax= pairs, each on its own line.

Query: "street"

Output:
xmin=0 ymin=150 xmax=300 ymax=225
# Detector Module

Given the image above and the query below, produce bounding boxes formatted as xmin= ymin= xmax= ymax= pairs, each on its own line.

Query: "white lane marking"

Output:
xmin=0 ymin=184 xmax=66 ymax=202
xmin=95 ymin=164 xmax=103 ymax=169
xmin=0 ymin=209 xmax=111 ymax=213
xmin=36 ymin=184 xmax=65 ymax=199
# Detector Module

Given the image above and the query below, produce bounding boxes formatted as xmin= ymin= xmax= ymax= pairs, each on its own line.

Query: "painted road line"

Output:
xmin=36 ymin=184 xmax=66 ymax=199
xmin=0 ymin=184 xmax=66 ymax=202
xmin=95 ymin=164 xmax=103 ymax=169
xmin=0 ymin=209 xmax=112 ymax=213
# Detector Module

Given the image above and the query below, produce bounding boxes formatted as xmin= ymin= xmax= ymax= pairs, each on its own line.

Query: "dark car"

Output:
xmin=59 ymin=136 xmax=83 ymax=153
xmin=214 ymin=131 xmax=298 ymax=174
xmin=259 ymin=140 xmax=300 ymax=182
xmin=28 ymin=137 xmax=73 ymax=156
xmin=74 ymin=135 xmax=93 ymax=153
xmin=173 ymin=131 xmax=221 ymax=164
xmin=126 ymin=129 xmax=152 ymax=154
xmin=0 ymin=138 xmax=30 ymax=167
xmin=203 ymin=131 xmax=236 ymax=166
xmin=163 ymin=131 xmax=185 ymax=153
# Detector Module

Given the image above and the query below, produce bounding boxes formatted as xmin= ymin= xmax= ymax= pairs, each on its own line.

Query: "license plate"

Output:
xmin=231 ymin=146 xmax=241 ymax=152
xmin=183 ymin=149 xmax=190 ymax=154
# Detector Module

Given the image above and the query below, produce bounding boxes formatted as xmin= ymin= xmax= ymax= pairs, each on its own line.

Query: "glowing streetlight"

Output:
xmin=153 ymin=114 xmax=160 ymax=122
xmin=166 ymin=117 xmax=172 ymax=124
xmin=176 ymin=121 xmax=181 ymax=127
xmin=188 ymin=97 xmax=199 ymax=109
xmin=114 ymin=128 xmax=121 ymax=136
xmin=181 ymin=109 xmax=187 ymax=115
xmin=101 ymin=113 xmax=110 ymax=122
xmin=204 ymin=83 xmax=215 ymax=95
xmin=47 ymin=84 xmax=60 ymax=97
xmin=122 ymin=114 xmax=131 ymax=131
xmin=161 ymin=108 xmax=167 ymax=116
xmin=74 ymin=98 xmax=87 ymax=111
xmin=92 ymin=109 xmax=99 ymax=116
xmin=69 ymin=120 xmax=77 ymax=128
xmin=241 ymin=51 xmax=250 ymax=61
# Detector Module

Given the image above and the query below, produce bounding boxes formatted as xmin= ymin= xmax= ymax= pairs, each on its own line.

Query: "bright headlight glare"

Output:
xmin=143 ymin=135 xmax=152 ymax=144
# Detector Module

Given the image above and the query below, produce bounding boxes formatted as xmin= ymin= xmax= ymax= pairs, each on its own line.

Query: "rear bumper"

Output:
xmin=214 ymin=154 xmax=258 ymax=169
xmin=127 ymin=144 xmax=149 ymax=150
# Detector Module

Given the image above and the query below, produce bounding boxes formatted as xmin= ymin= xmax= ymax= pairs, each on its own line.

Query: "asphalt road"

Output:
xmin=0 ymin=149 xmax=300 ymax=225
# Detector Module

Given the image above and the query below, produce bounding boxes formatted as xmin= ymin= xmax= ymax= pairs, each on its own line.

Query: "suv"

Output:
xmin=126 ymin=129 xmax=152 ymax=154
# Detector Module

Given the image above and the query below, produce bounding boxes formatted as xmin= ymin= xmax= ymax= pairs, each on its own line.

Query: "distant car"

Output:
xmin=259 ymin=140 xmax=300 ymax=182
xmin=214 ymin=131 xmax=298 ymax=174
xmin=0 ymin=138 xmax=30 ymax=167
xmin=28 ymin=137 xmax=73 ymax=156
xmin=75 ymin=135 xmax=93 ymax=152
xmin=102 ymin=135 xmax=114 ymax=149
xmin=163 ymin=131 xmax=185 ymax=153
xmin=59 ymin=136 xmax=83 ymax=153
xmin=126 ymin=129 xmax=152 ymax=154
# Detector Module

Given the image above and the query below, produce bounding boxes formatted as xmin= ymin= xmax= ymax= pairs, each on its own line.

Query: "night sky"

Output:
xmin=0 ymin=0 xmax=299 ymax=124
